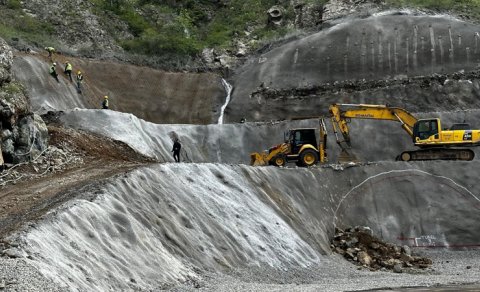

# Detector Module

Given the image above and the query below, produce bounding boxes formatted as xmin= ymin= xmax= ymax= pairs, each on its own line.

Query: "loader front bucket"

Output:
xmin=250 ymin=152 xmax=268 ymax=166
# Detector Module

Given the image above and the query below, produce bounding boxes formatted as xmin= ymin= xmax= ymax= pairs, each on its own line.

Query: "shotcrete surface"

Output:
xmin=6 ymin=161 xmax=480 ymax=291
xmin=228 ymin=14 xmax=480 ymax=122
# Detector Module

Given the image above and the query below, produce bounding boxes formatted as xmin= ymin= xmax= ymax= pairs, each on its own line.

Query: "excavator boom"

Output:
xmin=330 ymin=104 xmax=417 ymax=146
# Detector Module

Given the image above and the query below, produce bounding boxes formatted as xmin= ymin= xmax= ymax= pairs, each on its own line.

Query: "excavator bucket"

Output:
xmin=250 ymin=152 xmax=268 ymax=166
xmin=337 ymin=148 xmax=359 ymax=163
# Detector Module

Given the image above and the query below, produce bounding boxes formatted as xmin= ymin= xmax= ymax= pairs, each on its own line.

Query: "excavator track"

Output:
xmin=397 ymin=148 xmax=475 ymax=162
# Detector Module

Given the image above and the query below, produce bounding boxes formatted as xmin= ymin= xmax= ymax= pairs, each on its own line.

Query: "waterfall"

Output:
xmin=217 ymin=78 xmax=233 ymax=124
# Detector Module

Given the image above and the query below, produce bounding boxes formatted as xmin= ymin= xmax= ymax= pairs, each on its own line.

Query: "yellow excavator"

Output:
xmin=329 ymin=103 xmax=480 ymax=161
xmin=250 ymin=118 xmax=328 ymax=167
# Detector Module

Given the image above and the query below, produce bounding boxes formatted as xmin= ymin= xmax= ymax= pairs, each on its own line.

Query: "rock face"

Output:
xmin=323 ymin=0 xmax=382 ymax=21
xmin=0 ymin=38 xmax=48 ymax=165
xmin=331 ymin=226 xmax=433 ymax=272
xmin=21 ymin=0 xmax=127 ymax=54
xmin=0 ymin=38 xmax=13 ymax=86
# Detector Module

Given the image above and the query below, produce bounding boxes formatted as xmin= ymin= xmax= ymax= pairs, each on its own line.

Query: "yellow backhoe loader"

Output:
xmin=250 ymin=118 xmax=328 ymax=167
xmin=329 ymin=103 xmax=480 ymax=161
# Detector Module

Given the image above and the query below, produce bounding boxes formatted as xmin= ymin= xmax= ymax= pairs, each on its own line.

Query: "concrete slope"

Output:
xmin=12 ymin=54 xmax=226 ymax=124
xmin=228 ymin=14 xmax=480 ymax=122
xmin=11 ymin=161 xmax=479 ymax=291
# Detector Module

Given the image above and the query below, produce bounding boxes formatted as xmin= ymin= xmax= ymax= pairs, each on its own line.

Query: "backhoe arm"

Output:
xmin=329 ymin=103 xmax=418 ymax=147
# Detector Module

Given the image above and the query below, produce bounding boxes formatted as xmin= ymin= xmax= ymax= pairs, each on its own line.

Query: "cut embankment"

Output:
xmin=59 ymin=109 xmax=480 ymax=164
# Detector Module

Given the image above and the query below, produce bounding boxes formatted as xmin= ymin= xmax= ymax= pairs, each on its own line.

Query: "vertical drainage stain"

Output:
xmin=344 ymin=36 xmax=350 ymax=79
xmin=413 ymin=25 xmax=418 ymax=70
xmin=448 ymin=25 xmax=454 ymax=64
xmin=438 ymin=36 xmax=444 ymax=65
xmin=378 ymin=31 xmax=383 ymax=72
xmin=429 ymin=24 xmax=436 ymax=72
xmin=217 ymin=79 xmax=233 ymax=124
xmin=475 ymin=32 xmax=479 ymax=55
xmin=326 ymin=55 xmax=331 ymax=77
xmin=406 ymin=37 xmax=410 ymax=73
xmin=388 ymin=42 xmax=392 ymax=73
xmin=394 ymin=27 xmax=398 ymax=74
xmin=370 ymin=40 xmax=375 ymax=74
xmin=361 ymin=29 xmax=367 ymax=74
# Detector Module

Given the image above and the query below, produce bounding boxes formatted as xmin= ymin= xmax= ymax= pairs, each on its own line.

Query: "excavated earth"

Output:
xmin=0 ymin=8 xmax=479 ymax=292
xmin=0 ymin=120 xmax=153 ymax=238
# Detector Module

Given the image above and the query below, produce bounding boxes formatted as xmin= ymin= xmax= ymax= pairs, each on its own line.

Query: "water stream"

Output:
xmin=217 ymin=78 xmax=233 ymax=124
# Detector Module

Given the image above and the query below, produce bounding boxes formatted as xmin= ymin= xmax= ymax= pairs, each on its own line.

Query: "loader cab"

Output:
xmin=287 ymin=128 xmax=318 ymax=154
xmin=413 ymin=119 xmax=440 ymax=142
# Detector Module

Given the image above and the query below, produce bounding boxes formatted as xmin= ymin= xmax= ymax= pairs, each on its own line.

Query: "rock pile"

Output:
xmin=0 ymin=144 xmax=84 ymax=187
xmin=331 ymin=226 xmax=432 ymax=273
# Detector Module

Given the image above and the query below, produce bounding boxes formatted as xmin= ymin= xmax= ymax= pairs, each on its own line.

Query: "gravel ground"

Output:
xmin=0 ymin=246 xmax=477 ymax=291
xmin=0 ymin=258 xmax=67 ymax=292
xmin=165 ymin=249 xmax=480 ymax=292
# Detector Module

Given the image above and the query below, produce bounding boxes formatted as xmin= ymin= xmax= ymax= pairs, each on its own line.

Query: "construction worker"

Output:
xmin=102 ymin=95 xmax=109 ymax=109
xmin=76 ymin=71 xmax=83 ymax=93
xmin=171 ymin=139 xmax=181 ymax=162
xmin=49 ymin=62 xmax=59 ymax=83
xmin=45 ymin=47 xmax=55 ymax=58
xmin=64 ymin=61 xmax=73 ymax=82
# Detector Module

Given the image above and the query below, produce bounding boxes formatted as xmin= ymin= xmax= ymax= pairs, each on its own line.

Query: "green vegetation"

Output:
xmin=4 ymin=0 xmax=480 ymax=60
xmin=3 ymin=82 xmax=25 ymax=95
xmin=89 ymin=0 xmax=298 ymax=56
xmin=0 ymin=3 xmax=55 ymax=48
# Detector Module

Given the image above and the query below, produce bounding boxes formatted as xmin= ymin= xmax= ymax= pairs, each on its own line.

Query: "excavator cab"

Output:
xmin=413 ymin=119 xmax=440 ymax=142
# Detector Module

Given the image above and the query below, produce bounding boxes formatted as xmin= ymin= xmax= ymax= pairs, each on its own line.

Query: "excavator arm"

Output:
xmin=329 ymin=103 xmax=418 ymax=147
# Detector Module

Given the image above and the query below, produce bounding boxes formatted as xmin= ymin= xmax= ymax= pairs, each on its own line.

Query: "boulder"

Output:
xmin=267 ymin=5 xmax=285 ymax=26
xmin=358 ymin=251 xmax=372 ymax=266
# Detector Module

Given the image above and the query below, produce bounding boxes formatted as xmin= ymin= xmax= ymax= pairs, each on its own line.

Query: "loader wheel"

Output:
xmin=271 ymin=155 xmax=286 ymax=167
xmin=400 ymin=152 xmax=411 ymax=162
xmin=299 ymin=149 xmax=319 ymax=167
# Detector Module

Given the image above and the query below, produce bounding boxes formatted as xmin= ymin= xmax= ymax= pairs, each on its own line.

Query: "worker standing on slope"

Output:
xmin=76 ymin=71 xmax=83 ymax=93
xmin=172 ymin=139 xmax=181 ymax=163
xmin=45 ymin=47 xmax=55 ymax=59
xmin=49 ymin=62 xmax=59 ymax=83
xmin=64 ymin=61 xmax=73 ymax=82
xmin=102 ymin=95 xmax=109 ymax=109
